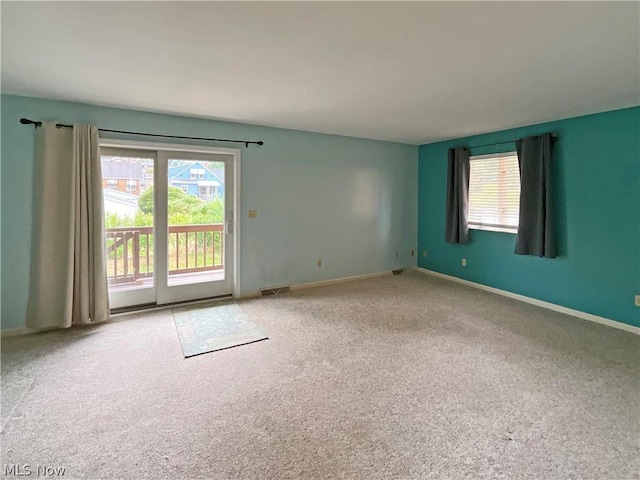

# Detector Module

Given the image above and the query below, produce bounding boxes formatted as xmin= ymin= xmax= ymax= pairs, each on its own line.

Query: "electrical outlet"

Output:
xmin=461 ymin=258 xmax=467 ymax=267
xmin=411 ymin=249 xmax=415 ymax=257
xmin=317 ymin=259 xmax=322 ymax=268
xmin=422 ymin=250 xmax=428 ymax=258
xmin=248 ymin=210 xmax=258 ymax=219
xmin=635 ymin=295 xmax=640 ymax=307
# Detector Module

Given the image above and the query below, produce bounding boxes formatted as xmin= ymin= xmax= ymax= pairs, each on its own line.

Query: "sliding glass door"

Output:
xmin=101 ymin=146 xmax=236 ymax=309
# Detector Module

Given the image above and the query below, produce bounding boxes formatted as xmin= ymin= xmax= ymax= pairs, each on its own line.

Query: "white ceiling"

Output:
xmin=2 ymin=2 xmax=639 ymax=144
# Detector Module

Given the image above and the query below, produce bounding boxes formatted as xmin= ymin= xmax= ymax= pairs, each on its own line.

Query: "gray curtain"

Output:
xmin=445 ymin=147 xmax=470 ymax=244
xmin=26 ymin=122 xmax=110 ymax=329
xmin=515 ymin=133 xmax=557 ymax=257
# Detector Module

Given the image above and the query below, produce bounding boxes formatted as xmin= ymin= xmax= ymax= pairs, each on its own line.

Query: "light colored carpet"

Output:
xmin=172 ymin=300 xmax=268 ymax=358
xmin=1 ymin=272 xmax=638 ymax=479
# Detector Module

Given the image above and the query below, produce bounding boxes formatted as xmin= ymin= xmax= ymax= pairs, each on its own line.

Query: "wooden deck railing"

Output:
xmin=105 ymin=224 xmax=224 ymax=285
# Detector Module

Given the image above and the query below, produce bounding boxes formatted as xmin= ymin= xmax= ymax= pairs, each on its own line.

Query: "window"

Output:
xmin=190 ymin=168 xmax=205 ymax=180
xmin=468 ymin=152 xmax=520 ymax=233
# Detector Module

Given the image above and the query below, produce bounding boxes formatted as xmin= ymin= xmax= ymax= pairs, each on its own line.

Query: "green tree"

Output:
xmin=136 ymin=186 xmax=224 ymax=225
xmin=138 ymin=187 xmax=154 ymax=214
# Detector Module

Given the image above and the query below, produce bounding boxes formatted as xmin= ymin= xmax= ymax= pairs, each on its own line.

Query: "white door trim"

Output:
xmin=232 ymin=148 xmax=242 ymax=298
xmin=99 ymin=138 xmax=242 ymax=300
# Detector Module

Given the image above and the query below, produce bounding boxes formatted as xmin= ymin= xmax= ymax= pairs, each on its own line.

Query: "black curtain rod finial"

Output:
xmin=20 ymin=117 xmax=42 ymax=127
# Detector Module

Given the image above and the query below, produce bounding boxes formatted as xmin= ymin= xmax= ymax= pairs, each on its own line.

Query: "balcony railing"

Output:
xmin=105 ymin=224 xmax=224 ymax=285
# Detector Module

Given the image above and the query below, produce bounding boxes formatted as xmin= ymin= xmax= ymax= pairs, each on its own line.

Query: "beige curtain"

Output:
xmin=26 ymin=122 xmax=109 ymax=329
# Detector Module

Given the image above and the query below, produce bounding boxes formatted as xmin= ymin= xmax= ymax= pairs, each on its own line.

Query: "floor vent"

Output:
xmin=392 ymin=269 xmax=403 ymax=275
xmin=260 ymin=286 xmax=291 ymax=296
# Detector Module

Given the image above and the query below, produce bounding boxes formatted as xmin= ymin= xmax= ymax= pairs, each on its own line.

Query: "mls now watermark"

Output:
xmin=3 ymin=464 xmax=67 ymax=477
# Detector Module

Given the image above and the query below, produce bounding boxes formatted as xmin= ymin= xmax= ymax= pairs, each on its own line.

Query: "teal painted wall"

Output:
xmin=418 ymin=107 xmax=640 ymax=327
xmin=1 ymin=94 xmax=418 ymax=331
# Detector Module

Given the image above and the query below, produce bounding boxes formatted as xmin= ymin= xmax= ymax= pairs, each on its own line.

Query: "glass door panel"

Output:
xmin=101 ymin=147 xmax=156 ymax=309
xmin=166 ymin=159 xmax=226 ymax=287
xmin=156 ymin=151 xmax=234 ymax=305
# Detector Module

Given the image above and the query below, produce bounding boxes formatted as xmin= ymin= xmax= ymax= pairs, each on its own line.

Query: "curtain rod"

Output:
xmin=19 ymin=118 xmax=264 ymax=148
xmin=468 ymin=133 xmax=557 ymax=150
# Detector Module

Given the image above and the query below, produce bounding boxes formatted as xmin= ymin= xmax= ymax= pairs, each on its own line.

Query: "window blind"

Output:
xmin=468 ymin=154 xmax=521 ymax=230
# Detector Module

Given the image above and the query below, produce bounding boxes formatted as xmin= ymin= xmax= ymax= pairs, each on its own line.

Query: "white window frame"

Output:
xmin=468 ymin=151 xmax=520 ymax=234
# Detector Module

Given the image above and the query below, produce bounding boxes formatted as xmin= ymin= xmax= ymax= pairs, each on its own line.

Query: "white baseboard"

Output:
xmin=1 ymin=328 xmax=31 ymax=338
xmin=14 ymin=268 xmax=626 ymax=337
xmin=0 ymin=326 xmax=58 ymax=338
xmin=413 ymin=267 xmax=640 ymax=335
xmin=291 ymin=270 xmax=393 ymax=291
xmin=240 ymin=270 xmax=395 ymax=299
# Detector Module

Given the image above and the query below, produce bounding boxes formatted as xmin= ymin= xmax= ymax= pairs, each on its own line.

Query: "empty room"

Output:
xmin=1 ymin=2 xmax=639 ymax=479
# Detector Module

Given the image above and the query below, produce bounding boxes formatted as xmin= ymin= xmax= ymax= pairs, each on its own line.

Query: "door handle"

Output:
xmin=226 ymin=212 xmax=234 ymax=234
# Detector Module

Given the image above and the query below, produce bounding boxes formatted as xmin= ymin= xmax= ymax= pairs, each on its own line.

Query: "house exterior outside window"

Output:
xmin=169 ymin=162 xmax=224 ymax=201
xmin=101 ymin=159 xmax=144 ymax=196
